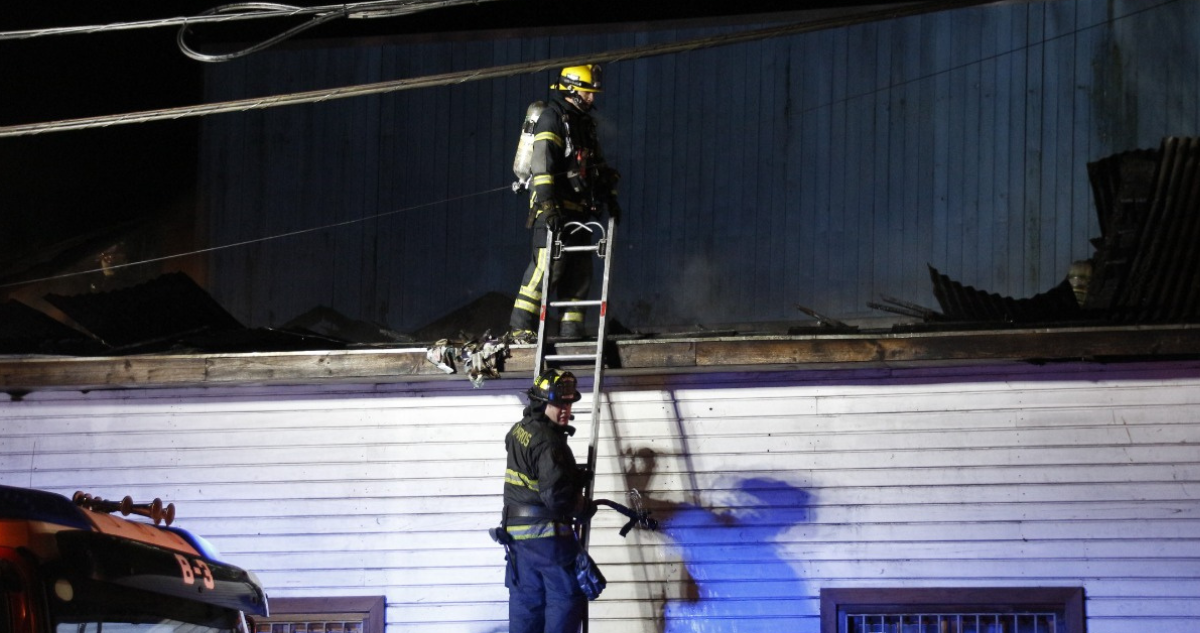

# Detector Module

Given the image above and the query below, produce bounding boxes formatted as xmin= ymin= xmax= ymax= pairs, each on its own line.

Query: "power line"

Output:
xmin=176 ymin=0 xmax=507 ymax=62
xmin=176 ymin=2 xmax=355 ymax=63
xmin=0 ymin=184 xmax=513 ymax=289
xmin=0 ymin=0 xmax=486 ymax=42
xmin=0 ymin=0 xmax=996 ymax=138
xmin=1 ymin=0 xmax=1171 ymax=288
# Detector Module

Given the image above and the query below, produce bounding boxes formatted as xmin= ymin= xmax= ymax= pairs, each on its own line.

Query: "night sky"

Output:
xmin=0 ymin=7 xmax=202 ymax=288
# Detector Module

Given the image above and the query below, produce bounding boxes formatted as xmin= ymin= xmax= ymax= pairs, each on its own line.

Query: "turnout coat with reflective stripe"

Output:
xmin=503 ymin=405 xmax=584 ymax=539
xmin=529 ymin=92 xmax=605 ymax=217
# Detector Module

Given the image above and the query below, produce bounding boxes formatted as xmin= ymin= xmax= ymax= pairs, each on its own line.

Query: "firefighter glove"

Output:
xmin=604 ymin=167 xmax=621 ymax=187
xmin=538 ymin=200 xmax=563 ymax=232
xmin=607 ymin=199 xmax=622 ymax=225
xmin=545 ymin=210 xmax=563 ymax=233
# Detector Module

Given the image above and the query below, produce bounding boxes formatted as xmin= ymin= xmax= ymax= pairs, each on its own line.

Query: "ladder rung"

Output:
xmin=545 ymin=353 xmax=599 ymax=362
xmin=533 ymin=217 xmax=615 ymax=386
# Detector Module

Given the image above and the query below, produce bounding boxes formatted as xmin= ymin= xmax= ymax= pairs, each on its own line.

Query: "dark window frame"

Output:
xmin=252 ymin=596 xmax=385 ymax=633
xmin=820 ymin=587 xmax=1085 ymax=633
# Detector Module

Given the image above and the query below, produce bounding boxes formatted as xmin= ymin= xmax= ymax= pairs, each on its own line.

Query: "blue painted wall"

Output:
xmin=200 ymin=0 xmax=1200 ymax=334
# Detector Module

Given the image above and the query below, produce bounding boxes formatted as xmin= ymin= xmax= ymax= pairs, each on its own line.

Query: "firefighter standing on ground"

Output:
xmin=509 ymin=64 xmax=621 ymax=342
xmin=501 ymin=369 xmax=595 ymax=633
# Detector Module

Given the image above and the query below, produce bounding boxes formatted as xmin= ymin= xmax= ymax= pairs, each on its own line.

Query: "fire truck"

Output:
xmin=0 ymin=485 xmax=267 ymax=633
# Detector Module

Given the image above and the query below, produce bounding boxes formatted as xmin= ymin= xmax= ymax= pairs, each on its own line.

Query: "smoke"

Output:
xmin=662 ymin=254 xmax=727 ymax=328
xmin=593 ymin=109 xmax=620 ymax=166
xmin=618 ymin=252 xmax=738 ymax=330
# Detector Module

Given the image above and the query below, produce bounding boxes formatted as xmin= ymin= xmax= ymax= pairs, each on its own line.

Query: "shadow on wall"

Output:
xmin=624 ymin=447 xmax=813 ymax=633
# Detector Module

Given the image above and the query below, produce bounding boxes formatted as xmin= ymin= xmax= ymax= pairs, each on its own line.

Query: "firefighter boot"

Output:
xmin=559 ymin=319 xmax=585 ymax=340
xmin=506 ymin=329 xmax=538 ymax=345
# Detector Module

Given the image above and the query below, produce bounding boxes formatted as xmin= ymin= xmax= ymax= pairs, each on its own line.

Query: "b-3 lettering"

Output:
xmin=174 ymin=554 xmax=215 ymax=589
xmin=175 ymin=554 xmax=194 ymax=584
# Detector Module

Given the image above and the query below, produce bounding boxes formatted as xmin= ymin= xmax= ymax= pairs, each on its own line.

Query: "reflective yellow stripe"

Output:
xmin=519 ymin=248 xmax=549 ymax=297
xmin=534 ymin=131 xmax=563 ymax=147
xmin=561 ymin=310 xmax=584 ymax=323
xmin=506 ymin=522 xmax=574 ymax=540
xmin=513 ymin=298 xmax=539 ymax=315
xmin=532 ymin=174 xmax=555 ymax=187
xmin=505 ymin=468 xmax=539 ymax=491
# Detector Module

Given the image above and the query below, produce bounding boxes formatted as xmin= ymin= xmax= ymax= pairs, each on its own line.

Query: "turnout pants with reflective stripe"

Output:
xmin=509 ymin=220 xmax=593 ymax=335
xmin=506 ymin=532 xmax=586 ymax=633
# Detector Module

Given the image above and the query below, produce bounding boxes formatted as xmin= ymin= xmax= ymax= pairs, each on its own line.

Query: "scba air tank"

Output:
xmin=511 ymin=100 xmax=546 ymax=192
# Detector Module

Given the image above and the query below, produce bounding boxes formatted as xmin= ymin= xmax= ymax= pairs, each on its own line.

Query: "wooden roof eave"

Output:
xmin=2 ymin=323 xmax=1199 ymax=393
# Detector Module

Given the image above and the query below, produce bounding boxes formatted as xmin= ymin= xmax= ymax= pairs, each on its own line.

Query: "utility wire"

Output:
xmin=0 ymin=7 xmax=303 ymax=40
xmin=0 ymin=185 xmax=513 ymax=289
xmin=177 ymin=2 xmax=353 ymax=63
xmin=0 ymin=0 xmax=997 ymax=138
xmin=0 ymin=0 xmax=486 ymax=41
xmin=1 ymin=0 xmax=1175 ymax=137
xmin=0 ymin=0 xmax=1173 ymax=287
xmin=176 ymin=0 xmax=506 ymax=62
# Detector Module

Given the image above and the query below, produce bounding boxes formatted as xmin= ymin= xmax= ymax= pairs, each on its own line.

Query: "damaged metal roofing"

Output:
xmin=32 ymin=272 xmax=354 ymax=355
xmin=925 ymin=136 xmax=1200 ymax=326
xmin=0 ymin=300 xmax=102 ymax=356
xmin=928 ymin=268 xmax=1083 ymax=325
xmin=1092 ymin=137 xmax=1200 ymax=322
xmin=43 ymin=272 xmax=242 ymax=349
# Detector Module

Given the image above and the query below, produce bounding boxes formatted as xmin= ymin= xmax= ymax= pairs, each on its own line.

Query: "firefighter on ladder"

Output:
xmin=508 ymin=64 xmax=621 ymax=343
xmin=498 ymin=369 xmax=597 ymax=633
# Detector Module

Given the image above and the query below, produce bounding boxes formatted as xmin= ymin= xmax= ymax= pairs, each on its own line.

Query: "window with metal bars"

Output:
xmin=250 ymin=597 xmax=385 ymax=633
xmin=820 ymin=588 xmax=1084 ymax=633
xmin=844 ymin=612 xmax=1058 ymax=633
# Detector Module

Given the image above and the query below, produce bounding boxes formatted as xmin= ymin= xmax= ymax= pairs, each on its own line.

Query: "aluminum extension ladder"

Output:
xmin=531 ymin=216 xmax=616 ymax=553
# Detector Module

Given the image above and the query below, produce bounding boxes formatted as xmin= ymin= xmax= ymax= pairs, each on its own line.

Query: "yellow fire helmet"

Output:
xmin=552 ymin=64 xmax=603 ymax=93
xmin=528 ymin=368 xmax=583 ymax=404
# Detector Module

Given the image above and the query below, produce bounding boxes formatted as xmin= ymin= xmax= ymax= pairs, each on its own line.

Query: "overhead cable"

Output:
xmin=0 ymin=0 xmax=998 ymax=138
xmin=177 ymin=2 xmax=352 ymax=62
xmin=0 ymin=0 xmax=1176 ymax=287
xmin=0 ymin=0 xmax=485 ymax=42
xmin=0 ymin=184 xmax=513 ymax=289
xmin=177 ymin=0 xmax=504 ymax=62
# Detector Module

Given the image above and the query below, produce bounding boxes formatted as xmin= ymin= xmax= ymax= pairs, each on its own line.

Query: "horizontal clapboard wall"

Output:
xmin=2 ymin=361 xmax=1200 ymax=632
xmin=200 ymin=1 xmax=1200 ymax=333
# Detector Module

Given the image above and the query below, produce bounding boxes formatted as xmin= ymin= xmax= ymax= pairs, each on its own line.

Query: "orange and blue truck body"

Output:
xmin=0 ymin=485 xmax=267 ymax=633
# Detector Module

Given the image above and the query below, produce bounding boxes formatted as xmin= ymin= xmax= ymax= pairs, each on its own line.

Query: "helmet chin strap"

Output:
xmin=565 ymin=90 xmax=592 ymax=112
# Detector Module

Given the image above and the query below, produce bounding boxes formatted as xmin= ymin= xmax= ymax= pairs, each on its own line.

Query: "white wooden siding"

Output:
xmin=2 ymin=361 xmax=1199 ymax=632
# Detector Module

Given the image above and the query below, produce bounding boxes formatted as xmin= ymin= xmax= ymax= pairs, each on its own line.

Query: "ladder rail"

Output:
xmin=531 ymin=226 xmax=555 ymax=375
xmin=529 ymin=217 xmax=615 ymax=554
xmin=580 ymin=216 xmax=614 ymax=551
